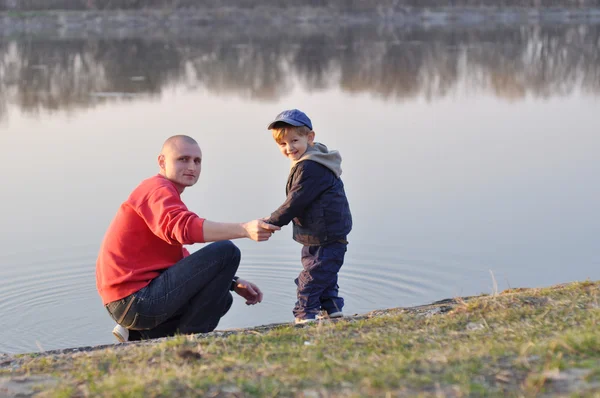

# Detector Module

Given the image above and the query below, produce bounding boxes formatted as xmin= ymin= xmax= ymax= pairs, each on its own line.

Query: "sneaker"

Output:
xmin=112 ymin=324 xmax=129 ymax=343
xmin=317 ymin=311 xmax=344 ymax=320
xmin=328 ymin=311 xmax=344 ymax=319
xmin=294 ymin=317 xmax=317 ymax=325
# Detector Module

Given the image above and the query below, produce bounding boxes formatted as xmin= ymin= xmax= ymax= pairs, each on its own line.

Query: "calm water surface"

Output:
xmin=0 ymin=22 xmax=599 ymax=354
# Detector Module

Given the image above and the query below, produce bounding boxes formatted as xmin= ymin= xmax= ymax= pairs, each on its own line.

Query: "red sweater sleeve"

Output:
xmin=96 ymin=175 xmax=206 ymax=305
xmin=138 ymin=185 xmax=205 ymax=244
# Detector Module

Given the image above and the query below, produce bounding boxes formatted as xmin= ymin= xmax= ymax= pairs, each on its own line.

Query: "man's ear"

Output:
xmin=308 ymin=130 xmax=315 ymax=145
xmin=158 ymin=154 xmax=166 ymax=170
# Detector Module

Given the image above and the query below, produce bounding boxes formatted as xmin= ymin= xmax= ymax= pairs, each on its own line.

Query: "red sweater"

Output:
xmin=96 ymin=175 xmax=205 ymax=305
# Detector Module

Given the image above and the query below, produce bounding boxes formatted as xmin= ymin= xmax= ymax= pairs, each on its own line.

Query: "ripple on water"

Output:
xmin=0 ymin=247 xmax=99 ymax=354
xmin=231 ymin=242 xmax=475 ymax=316
xmin=0 ymin=241 xmax=481 ymax=353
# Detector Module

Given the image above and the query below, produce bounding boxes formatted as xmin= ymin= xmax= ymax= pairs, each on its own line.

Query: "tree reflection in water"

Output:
xmin=0 ymin=23 xmax=598 ymax=120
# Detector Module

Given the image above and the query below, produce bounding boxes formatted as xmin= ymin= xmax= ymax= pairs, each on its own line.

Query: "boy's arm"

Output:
xmin=267 ymin=161 xmax=331 ymax=227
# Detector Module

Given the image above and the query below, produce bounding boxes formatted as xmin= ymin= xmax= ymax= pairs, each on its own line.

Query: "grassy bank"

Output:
xmin=1 ymin=281 xmax=599 ymax=397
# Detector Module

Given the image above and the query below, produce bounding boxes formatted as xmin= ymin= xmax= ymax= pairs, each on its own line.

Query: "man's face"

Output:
xmin=158 ymin=140 xmax=202 ymax=191
xmin=276 ymin=130 xmax=314 ymax=161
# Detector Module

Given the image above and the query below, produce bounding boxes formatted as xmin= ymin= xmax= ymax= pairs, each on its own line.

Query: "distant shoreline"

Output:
xmin=1 ymin=6 xmax=600 ymax=37
xmin=2 ymin=0 xmax=600 ymax=11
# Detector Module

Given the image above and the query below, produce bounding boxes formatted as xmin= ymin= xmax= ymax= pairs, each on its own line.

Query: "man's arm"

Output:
xmin=142 ymin=184 xmax=279 ymax=244
xmin=202 ymin=219 xmax=280 ymax=242
xmin=142 ymin=185 xmax=206 ymax=245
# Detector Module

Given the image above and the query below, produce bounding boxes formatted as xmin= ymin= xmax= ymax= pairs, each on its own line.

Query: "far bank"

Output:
xmin=2 ymin=2 xmax=600 ymax=37
xmin=3 ymin=0 xmax=600 ymax=11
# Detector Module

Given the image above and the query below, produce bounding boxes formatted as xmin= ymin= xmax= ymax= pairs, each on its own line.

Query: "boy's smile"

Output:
xmin=277 ymin=130 xmax=315 ymax=161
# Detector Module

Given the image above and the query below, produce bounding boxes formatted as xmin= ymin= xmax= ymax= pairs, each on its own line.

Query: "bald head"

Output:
xmin=158 ymin=135 xmax=202 ymax=193
xmin=161 ymin=135 xmax=199 ymax=154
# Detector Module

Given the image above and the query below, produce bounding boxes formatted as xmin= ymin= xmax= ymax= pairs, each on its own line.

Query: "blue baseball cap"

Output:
xmin=267 ymin=109 xmax=313 ymax=130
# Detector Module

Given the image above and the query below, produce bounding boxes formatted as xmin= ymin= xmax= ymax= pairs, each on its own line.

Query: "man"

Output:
xmin=96 ymin=135 xmax=279 ymax=342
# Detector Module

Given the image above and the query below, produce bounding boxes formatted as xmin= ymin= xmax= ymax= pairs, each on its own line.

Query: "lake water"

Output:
xmin=0 ymin=21 xmax=599 ymax=354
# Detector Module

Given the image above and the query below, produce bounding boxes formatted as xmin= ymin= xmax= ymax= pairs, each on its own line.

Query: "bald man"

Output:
xmin=96 ymin=135 xmax=279 ymax=342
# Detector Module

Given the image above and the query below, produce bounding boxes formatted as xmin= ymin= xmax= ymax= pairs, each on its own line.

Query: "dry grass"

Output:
xmin=1 ymin=281 xmax=598 ymax=397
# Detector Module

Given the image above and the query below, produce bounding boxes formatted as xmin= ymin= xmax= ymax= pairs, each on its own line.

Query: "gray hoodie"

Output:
xmin=291 ymin=142 xmax=342 ymax=178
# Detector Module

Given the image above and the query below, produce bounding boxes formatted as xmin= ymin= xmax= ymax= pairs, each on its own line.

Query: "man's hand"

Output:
xmin=233 ymin=278 xmax=263 ymax=305
xmin=243 ymin=219 xmax=280 ymax=242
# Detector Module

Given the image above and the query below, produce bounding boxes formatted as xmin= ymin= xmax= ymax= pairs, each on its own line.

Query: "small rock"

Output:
xmin=221 ymin=385 xmax=241 ymax=393
xmin=302 ymin=389 xmax=320 ymax=398
xmin=0 ymin=375 xmax=57 ymax=396
xmin=425 ymin=308 xmax=442 ymax=317
xmin=542 ymin=368 xmax=591 ymax=381
xmin=466 ymin=322 xmax=485 ymax=331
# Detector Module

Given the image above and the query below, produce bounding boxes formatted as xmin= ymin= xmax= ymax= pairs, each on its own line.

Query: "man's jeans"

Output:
xmin=105 ymin=240 xmax=240 ymax=340
xmin=294 ymin=241 xmax=347 ymax=319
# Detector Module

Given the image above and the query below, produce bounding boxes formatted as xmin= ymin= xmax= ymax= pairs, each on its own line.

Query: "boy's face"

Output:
xmin=276 ymin=130 xmax=315 ymax=161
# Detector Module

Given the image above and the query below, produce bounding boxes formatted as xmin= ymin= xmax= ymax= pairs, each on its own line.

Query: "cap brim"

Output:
xmin=267 ymin=118 xmax=305 ymax=130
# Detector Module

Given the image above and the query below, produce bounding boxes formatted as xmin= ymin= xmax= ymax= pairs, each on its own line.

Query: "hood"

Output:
xmin=292 ymin=142 xmax=342 ymax=178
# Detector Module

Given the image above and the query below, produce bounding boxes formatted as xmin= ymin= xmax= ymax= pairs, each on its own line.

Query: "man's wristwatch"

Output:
xmin=230 ymin=276 xmax=239 ymax=291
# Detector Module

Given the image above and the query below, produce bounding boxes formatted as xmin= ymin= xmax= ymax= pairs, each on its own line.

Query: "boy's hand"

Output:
xmin=260 ymin=217 xmax=278 ymax=233
xmin=233 ymin=279 xmax=263 ymax=305
xmin=243 ymin=219 xmax=280 ymax=241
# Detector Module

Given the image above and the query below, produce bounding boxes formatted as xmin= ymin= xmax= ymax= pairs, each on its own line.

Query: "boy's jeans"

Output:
xmin=105 ymin=240 xmax=240 ymax=340
xmin=294 ymin=241 xmax=347 ymax=319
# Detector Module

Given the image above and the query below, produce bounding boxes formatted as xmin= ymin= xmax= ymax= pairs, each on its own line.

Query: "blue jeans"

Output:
xmin=294 ymin=241 xmax=346 ymax=319
xmin=105 ymin=240 xmax=240 ymax=340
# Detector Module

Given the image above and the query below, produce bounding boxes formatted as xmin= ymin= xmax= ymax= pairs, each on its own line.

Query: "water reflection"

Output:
xmin=0 ymin=23 xmax=599 ymax=120
xmin=2 ymin=21 xmax=600 ymax=354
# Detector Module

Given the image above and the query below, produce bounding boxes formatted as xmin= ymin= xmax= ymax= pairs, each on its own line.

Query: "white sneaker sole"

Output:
xmin=317 ymin=311 xmax=344 ymax=320
xmin=112 ymin=325 xmax=128 ymax=343
xmin=295 ymin=318 xmax=317 ymax=325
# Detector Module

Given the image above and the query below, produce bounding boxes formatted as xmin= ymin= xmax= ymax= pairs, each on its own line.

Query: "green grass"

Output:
xmin=2 ymin=281 xmax=599 ymax=397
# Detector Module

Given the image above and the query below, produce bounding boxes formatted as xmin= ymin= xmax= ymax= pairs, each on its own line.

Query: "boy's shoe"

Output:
xmin=295 ymin=317 xmax=318 ymax=325
xmin=317 ymin=311 xmax=344 ymax=320
xmin=112 ymin=324 xmax=129 ymax=343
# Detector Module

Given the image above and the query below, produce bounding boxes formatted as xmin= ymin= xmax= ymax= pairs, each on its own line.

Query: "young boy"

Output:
xmin=265 ymin=109 xmax=352 ymax=324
